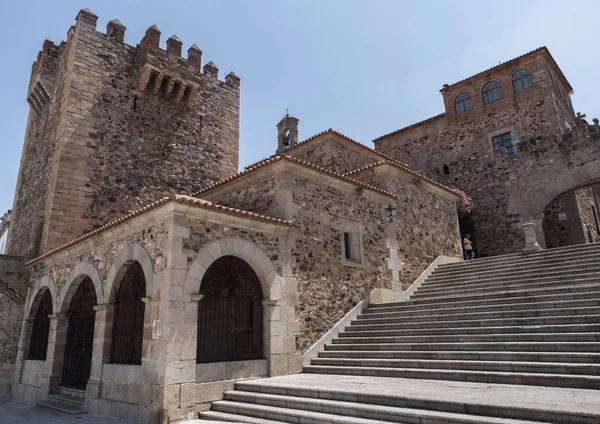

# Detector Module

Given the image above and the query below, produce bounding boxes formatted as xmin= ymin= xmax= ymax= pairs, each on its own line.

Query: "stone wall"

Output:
xmin=285 ymin=133 xmax=382 ymax=174
xmin=201 ymin=159 xmax=461 ymax=351
xmin=402 ymin=126 xmax=600 ymax=256
xmin=0 ymin=295 xmax=23 ymax=394
xmin=576 ymin=187 xmax=600 ymax=244
xmin=377 ymin=96 xmax=558 ymax=176
xmin=543 ymin=190 xmax=585 ymax=248
xmin=8 ymin=9 xmax=240 ymax=256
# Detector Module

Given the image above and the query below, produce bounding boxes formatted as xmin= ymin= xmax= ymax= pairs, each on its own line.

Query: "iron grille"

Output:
xmin=61 ymin=278 xmax=97 ymax=390
xmin=197 ymin=256 xmax=263 ymax=363
xmin=27 ymin=290 xmax=53 ymax=360
xmin=111 ymin=262 xmax=146 ymax=365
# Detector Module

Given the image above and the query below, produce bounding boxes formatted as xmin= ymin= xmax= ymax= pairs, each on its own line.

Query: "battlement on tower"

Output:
xmin=28 ymin=8 xmax=239 ymax=111
xmin=9 ymin=8 xmax=241 ymax=256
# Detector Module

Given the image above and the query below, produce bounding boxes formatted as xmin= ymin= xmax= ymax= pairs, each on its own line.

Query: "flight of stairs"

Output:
xmin=200 ymin=243 xmax=600 ymax=423
xmin=36 ymin=387 xmax=87 ymax=416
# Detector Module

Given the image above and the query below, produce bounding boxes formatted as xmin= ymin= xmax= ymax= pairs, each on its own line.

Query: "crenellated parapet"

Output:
xmin=137 ymin=23 xmax=240 ymax=103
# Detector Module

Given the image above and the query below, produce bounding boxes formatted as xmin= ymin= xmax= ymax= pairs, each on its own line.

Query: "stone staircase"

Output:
xmin=199 ymin=243 xmax=600 ymax=423
xmin=36 ymin=387 xmax=87 ymax=416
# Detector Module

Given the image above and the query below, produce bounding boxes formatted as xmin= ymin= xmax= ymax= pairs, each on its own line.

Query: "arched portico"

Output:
xmin=184 ymin=238 xmax=296 ymax=384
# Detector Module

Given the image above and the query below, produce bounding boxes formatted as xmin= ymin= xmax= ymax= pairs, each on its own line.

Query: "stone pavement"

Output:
xmin=0 ymin=395 xmax=129 ymax=423
xmin=0 ymin=395 xmax=233 ymax=424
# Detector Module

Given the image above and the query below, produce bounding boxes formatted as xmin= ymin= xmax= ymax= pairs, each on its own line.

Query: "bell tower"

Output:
xmin=276 ymin=112 xmax=299 ymax=154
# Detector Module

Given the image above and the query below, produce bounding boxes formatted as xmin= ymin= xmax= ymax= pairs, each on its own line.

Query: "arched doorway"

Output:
xmin=27 ymin=289 xmax=52 ymax=360
xmin=542 ymin=185 xmax=600 ymax=248
xmin=61 ymin=277 xmax=97 ymax=390
xmin=111 ymin=262 xmax=146 ymax=365
xmin=197 ymin=256 xmax=263 ymax=363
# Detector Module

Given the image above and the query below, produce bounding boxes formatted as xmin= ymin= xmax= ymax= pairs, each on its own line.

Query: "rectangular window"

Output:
xmin=492 ymin=132 xmax=515 ymax=157
xmin=343 ymin=232 xmax=362 ymax=264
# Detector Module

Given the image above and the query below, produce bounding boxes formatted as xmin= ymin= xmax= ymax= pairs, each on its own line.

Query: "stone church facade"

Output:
xmin=0 ymin=9 xmax=463 ymax=423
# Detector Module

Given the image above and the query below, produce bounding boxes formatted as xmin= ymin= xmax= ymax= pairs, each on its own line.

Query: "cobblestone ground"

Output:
xmin=0 ymin=396 xmax=129 ymax=423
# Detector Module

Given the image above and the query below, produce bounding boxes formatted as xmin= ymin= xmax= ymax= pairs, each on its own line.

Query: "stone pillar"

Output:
xmin=160 ymin=212 xmax=196 ymax=423
xmin=522 ymin=222 xmax=543 ymax=252
xmin=86 ymin=304 xmax=113 ymax=399
xmin=40 ymin=313 xmax=68 ymax=394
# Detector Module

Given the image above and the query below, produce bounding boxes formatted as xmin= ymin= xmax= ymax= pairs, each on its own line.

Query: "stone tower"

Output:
xmin=7 ymin=9 xmax=241 ymax=257
xmin=276 ymin=113 xmax=299 ymax=154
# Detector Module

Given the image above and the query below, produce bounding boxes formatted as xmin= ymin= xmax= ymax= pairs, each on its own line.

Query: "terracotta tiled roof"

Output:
xmin=26 ymin=195 xmax=293 ymax=266
xmin=193 ymin=155 xmax=397 ymax=199
xmin=244 ymin=128 xmax=404 ymax=169
xmin=345 ymin=160 xmax=458 ymax=196
xmin=372 ymin=113 xmax=446 ymax=142
xmin=441 ymin=46 xmax=572 ymax=91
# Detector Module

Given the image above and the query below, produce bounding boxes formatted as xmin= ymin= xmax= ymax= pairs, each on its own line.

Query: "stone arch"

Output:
xmin=528 ymin=161 xmax=600 ymax=217
xmin=184 ymin=238 xmax=279 ymax=300
xmin=106 ymin=243 xmax=155 ymax=303
xmin=58 ymin=261 xmax=103 ymax=313
xmin=26 ymin=275 xmax=58 ymax=318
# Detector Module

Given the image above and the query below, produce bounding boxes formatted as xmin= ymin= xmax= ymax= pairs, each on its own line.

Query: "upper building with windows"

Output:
xmin=373 ymin=47 xmax=600 ymax=258
xmin=374 ymin=47 xmax=575 ymax=166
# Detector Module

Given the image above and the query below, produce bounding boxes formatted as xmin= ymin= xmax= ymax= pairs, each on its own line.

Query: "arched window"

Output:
xmin=454 ymin=92 xmax=473 ymax=114
xmin=197 ymin=256 xmax=263 ymax=363
xmin=512 ymin=69 xmax=532 ymax=93
xmin=482 ymin=81 xmax=503 ymax=104
xmin=111 ymin=262 xmax=146 ymax=365
xmin=27 ymin=290 xmax=52 ymax=360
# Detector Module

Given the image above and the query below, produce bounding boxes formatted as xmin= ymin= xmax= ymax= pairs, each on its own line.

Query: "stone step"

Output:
xmin=332 ymin=331 xmax=600 ymax=345
xmin=234 ymin=375 xmax=600 ymax=424
xmin=351 ymin=313 xmax=600 ymax=331
xmin=35 ymin=399 xmax=87 ymax=415
xmin=199 ymin=410 xmax=288 ymax=423
xmin=362 ymin=290 xmax=600 ymax=316
xmin=47 ymin=393 xmax=85 ymax=408
xmin=438 ymin=243 xmax=600 ymax=270
xmin=303 ymin=364 xmax=600 ymax=389
xmin=428 ymin=255 xmax=600 ymax=280
xmin=217 ymin=390 xmax=543 ymax=424
xmin=408 ymin=281 xmax=600 ymax=305
xmin=57 ymin=386 xmax=86 ymax=399
xmin=341 ymin=323 xmax=600 ymax=338
xmin=211 ymin=399 xmax=397 ymax=423
xmin=318 ymin=350 xmax=600 ymax=364
xmin=324 ymin=341 xmax=600 ymax=352
xmin=413 ymin=277 xmax=600 ymax=300
xmin=357 ymin=302 xmax=600 ymax=324
xmin=419 ymin=271 xmax=600 ymax=294
xmin=311 ymin=357 xmax=600 ymax=376
xmin=425 ymin=260 xmax=600 ymax=285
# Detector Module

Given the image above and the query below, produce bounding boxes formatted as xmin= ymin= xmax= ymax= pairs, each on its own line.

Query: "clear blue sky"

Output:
xmin=1 ymin=0 xmax=597 ymax=215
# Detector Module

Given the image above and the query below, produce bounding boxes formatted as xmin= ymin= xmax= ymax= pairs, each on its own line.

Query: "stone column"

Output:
xmin=522 ymin=222 xmax=543 ymax=252
xmin=40 ymin=313 xmax=68 ymax=394
xmin=86 ymin=304 xmax=114 ymax=399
